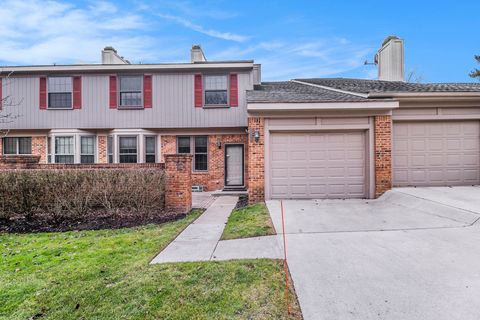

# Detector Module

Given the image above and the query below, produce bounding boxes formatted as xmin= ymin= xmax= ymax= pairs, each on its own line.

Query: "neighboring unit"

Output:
xmin=1 ymin=37 xmax=479 ymax=202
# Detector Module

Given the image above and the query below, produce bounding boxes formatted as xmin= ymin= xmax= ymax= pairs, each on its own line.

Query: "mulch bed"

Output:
xmin=0 ymin=209 xmax=194 ymax=233
xmin=235 ymin=195 xmax=249 ymax=209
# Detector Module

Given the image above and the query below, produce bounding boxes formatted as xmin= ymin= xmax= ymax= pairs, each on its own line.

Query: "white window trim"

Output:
xmin=79 ymin=135 xmax=96 ymax=164
xmin=118 ymin=75 xmax=144 ymax=109
xmin=47 ymin=76 xmax=74 ymax=110
xmin=203 ymin=74 xmax=229 ymax=108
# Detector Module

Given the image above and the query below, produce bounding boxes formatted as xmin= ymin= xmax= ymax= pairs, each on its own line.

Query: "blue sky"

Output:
xmin=0 ymin=0 xmax=478 ymax=82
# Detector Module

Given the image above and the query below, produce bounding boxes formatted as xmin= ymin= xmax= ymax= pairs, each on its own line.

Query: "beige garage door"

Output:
xmin=393 ymin=121 xmax=480 ymax=187
xmin=269 ymin=132 xmax=366 ymax=199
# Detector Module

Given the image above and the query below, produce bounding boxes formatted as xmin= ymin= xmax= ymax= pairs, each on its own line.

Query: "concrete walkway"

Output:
xmin=151 ymin=196 xmax=238 ymax=263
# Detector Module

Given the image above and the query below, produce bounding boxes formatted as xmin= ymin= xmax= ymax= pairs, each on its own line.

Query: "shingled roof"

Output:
xmin=246 ymin=81 xmax=369 ymax=103
xmin=295 ymin=78 xmax=480 ymax=94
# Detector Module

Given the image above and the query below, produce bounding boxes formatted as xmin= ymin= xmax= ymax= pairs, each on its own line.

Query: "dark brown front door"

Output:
xmin=225 ymin=144 xmax=244 ymax=186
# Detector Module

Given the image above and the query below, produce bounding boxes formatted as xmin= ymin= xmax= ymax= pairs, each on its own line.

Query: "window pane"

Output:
xmin=55 ymin=136 xmax=74 ymax=155
xmin=177 ymin=137 xmax=190 ymax=153
xmin=145 ymin=137 xmax=156 ymax=154
xmin=204 ymin=75 xmax=227 ymax=90
xmin=3 ymin=138 xmax=16 ymax=154
xmin=48 ymin=77 xmax=72 ymax=92
xmin=107 ymin=136 xmax=113 ymax=163
xmin=120 ymin=92 xmax=142 ymax=106
xmin=55 ymin=155 xmax=74 ymax=164
xmin=119 ymin=137 xmax=137 ymax=163
xmin=81 ymin=136 xmax=95 ymax=155
xmin=48 ymin=92 xmax=72 ymax=108
xmin=119 ymin=76 xmax=142 ymax=91
xmin=145 ymin=155 xmax=156 ymax=163
xmin=194 ymin=136 xmax=208 ymax=153
xmin=205 ymin=90 xmax=227 ymax=105
xmin=194 ymin=154 xmax=208 ymax=171
xmin=80 ymin=155 xmax=95 ymax=163
xmin=18 ymin=138 xmax=32 ymax=154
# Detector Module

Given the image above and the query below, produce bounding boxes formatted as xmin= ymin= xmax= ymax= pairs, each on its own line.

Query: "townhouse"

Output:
xmin=1 ymin=37 xmax=480 ymax=202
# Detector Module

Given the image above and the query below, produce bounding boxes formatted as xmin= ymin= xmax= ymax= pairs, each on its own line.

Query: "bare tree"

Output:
xmin=406 ymin=69 xmax=425 ymax=83
xmin=0 ymin=70 xmax=21 ymax=137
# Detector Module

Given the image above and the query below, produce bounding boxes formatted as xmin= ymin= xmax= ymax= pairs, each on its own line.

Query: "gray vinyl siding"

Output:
xmin=2 ymin=72 xmax=251 ymax=130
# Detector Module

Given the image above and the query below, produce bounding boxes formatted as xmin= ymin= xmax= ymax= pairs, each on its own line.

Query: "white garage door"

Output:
xmin=269 ymin=131 xmax=366 ymax=199
xmin=393 ymin=121 xmax=480 ymax=187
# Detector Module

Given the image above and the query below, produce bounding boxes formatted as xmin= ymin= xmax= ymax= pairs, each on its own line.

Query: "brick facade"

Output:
xmin=374 ymin=115 xmax=392 ymax=197
xmin=161 ymin=134 xmax=248 ymax=191
xmin=97 ymin=135 xmax=108 ymax=163
xmin=164 ymin=154 xmax=192 ymax=213
xmin=32 ymin=136 xmax=47 ymax=164
xmin=247 ymin=117 xmax=265 ymax=203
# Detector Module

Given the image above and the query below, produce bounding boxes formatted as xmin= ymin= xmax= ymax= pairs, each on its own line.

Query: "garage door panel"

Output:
xmin=393 ymin=121 xmax=480 ymax=187
xmin=270 ymin=131 xmax=366 ymax=199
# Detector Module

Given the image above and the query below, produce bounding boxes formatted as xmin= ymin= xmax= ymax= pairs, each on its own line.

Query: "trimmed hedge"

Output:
xmin=0 ymin=169 xmax=166 ymax=230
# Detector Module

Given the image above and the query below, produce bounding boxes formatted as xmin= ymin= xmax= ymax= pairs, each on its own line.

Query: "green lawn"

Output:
xmin=0 ymin=210 xmax=301 ymax=320
xmin=221 ymin=204 xmax=276 ymax=240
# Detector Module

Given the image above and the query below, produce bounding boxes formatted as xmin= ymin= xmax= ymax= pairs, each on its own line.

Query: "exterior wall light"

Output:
xmin=216 ymin=139 xmax=222 ymax=149
xmin=254 ymin=129 xmax=260 ymax=143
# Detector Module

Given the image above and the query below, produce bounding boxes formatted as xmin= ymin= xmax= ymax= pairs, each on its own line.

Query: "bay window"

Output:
xmin=55 ymin=136 xmax=74 ymax=163
xmin=80 ymin=136 xmax=95 ymax=163
xmin=145 ymin=136 xmax=156 ymax=163
xmin=119 ymin=136 xmax=137 ymax=163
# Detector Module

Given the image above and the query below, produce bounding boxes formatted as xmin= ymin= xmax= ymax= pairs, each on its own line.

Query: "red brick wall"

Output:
xmin=374 ymin=115 xmax=392 ymax=197
xmin=164 ymin=154 xmax=192 ymax=213
xmin=248 ymin=117 xmax=265 ymax=203
xmin=98 ymin=135 xmax=108 ymax=164
xmin=32 ymin=136 xmax=47 ymax=164
xmin=161 ymin=134 xmax=248 ymax=191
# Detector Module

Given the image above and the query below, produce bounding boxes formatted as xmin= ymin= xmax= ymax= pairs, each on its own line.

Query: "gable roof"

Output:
xmin=295 ymin=78 xmax=480 ymax=94
xmin=246 ymin=81 xmax=370 ymax=103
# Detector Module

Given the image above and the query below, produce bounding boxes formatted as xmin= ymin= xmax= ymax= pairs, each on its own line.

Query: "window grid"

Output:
xmin=48 ymin=77 xmax=72 ymax=109
xmin=145 ymin=136 xmax=156 ymax=163
xmin=80 ymin=136 xmax=95 ymax=164
xmin=119 ymin=136 xmax=138 ymax=163
xmin=204 ymin=75 xmax=228 ymax=105
xmin=119 ymin=76 xmax=143 ymax=108
xmin=107 ymin=136 xmax=114 ymax=163
xmin=55 ymin=136 xmax=74 ymax=163
xmin=176 ymin=136 xmax=208 ymax=171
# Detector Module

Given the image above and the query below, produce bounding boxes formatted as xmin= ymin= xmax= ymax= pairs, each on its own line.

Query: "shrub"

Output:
xmin=0 ymin=169 xmax=166 ymax=230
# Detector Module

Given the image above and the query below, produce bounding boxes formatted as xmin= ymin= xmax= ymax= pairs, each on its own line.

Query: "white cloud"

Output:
xmin=153 ymin=12 xmax=248 ymax=42
xmin=0 ymin=0 xmax=153 ymax=65
xmin=210 ymin=39 xmax=375 ymax=80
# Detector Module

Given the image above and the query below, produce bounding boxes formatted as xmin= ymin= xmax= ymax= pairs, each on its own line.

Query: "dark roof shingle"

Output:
xmin=246 ymin=81 xmax=368 ymax=103
xmin=295 ymin=78 xmax=480 ymax=94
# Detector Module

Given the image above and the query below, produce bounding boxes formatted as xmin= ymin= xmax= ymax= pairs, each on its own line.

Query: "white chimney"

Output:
xmin=191 ymin=45 xmax=207 ymax=63
xmin=101 ymin=46 xmax=130 ymax=64
xmin=376 ymin=36 xmax=404 ymax=81
xmin=253 ymin=64 xmax=262 ymax=85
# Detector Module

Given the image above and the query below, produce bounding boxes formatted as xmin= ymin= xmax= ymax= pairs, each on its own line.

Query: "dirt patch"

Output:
xmin=0 ymin=209 xmax=202 ymax=233
xmin=235 ymin=195 xmax=249 ymax=209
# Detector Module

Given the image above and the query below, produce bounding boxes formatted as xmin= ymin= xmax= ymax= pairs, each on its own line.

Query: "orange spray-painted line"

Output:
xmin=280 ymin=200 xmax=291 ymax=315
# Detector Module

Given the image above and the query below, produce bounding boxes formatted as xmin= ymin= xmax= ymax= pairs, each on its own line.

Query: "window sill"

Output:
xmin=118 ymin=106 xmax=144 ymax=110
xmin=203 ymin=105 xmax=230 ymax=109
xmin=192 ymin=170 xmax=209 ymax=174
xmin=47 ymin=107 xmax=73 ymax=110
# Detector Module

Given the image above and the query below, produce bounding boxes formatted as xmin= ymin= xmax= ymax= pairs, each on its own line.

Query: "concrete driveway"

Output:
xmin=267 ymin=187 xmax=480 ymax=320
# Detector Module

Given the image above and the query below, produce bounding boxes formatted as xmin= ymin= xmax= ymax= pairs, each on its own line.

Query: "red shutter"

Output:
xmin=39 ymin=77 xmax=47 ymax=110
xmin=143 ymin=75 xmax=152 ymax=108
xmin=109 ymin=76 xmax=117 ymax=108
xmin=0 ymin=78 xmax=2 ymax=110
xmin=194 ymin=74 xmax=203 ymax=108
xmin=229 ymin=73 xmax=238 ymax=107
xmin=72 ymin=76 xmax=82 ymax=109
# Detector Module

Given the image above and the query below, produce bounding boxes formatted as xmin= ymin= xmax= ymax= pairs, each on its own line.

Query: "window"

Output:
xmin=194 ymin=136 xmax=208 ymax=171
xmin=55 ymin=136 xmax=74 ymax=163
xmin=204 ymin=75 xmax=228 ymax=105
xmin=47 ymin=137 xmax=52 ymax=163
xmin=145 ymin=136 xmax=156 ymax=163
xmin=48 ymin=77 xmax=72 ymax=109
xmin=2 ymin=137 xmax=32 ymax=155
xmin=119 ymin=76 xmax=142 ymax=108
xmin=119 ymin=136 xmax=137 ymax=163
xmin=80 ymin=136 xmax=95 ymax=163
xmin=107 ymin=136 xmax=114 ymax=163
xmin=177 ymin=136 xmax=191 ymax=154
